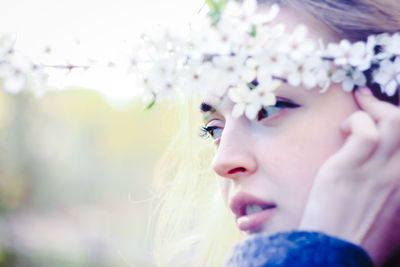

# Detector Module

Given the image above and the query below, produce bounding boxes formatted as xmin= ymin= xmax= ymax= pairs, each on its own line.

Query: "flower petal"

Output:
xmin=232 ymin=103 xmax=246 ymax=118
xmin=287 ymin=72 xmax=301 ymax=87
xmin=342 ymin=78 xmax=355 ymax=92
xmin=384 ymin=79 xmax=398 ymax=96
xmin=3 ymin=74 xmax=26 ymax=93
xmin=245 ymin=103 xmax=260 ymax=120
xmin=353 ymin=71 xmax=366 ymax=86
xmin=229 ymin=86 xmax=246 ymax=103
xmin=374 ymin=70 xmax=391 ymax=85
xmin=261 ymin=92 xmax=276 ymax=106
xmin=302 ymin=71 xmax=318 ymax=89
xmin=331 ymin=69 xmax=346 ymax=83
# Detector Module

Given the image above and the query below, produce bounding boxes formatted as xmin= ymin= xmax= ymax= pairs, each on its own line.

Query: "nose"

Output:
xmin=211 ymin=121 xmax=257 ymax=180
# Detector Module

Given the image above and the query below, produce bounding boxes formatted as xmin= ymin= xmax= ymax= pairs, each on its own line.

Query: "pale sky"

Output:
xmin=1 ymin=0 xmax=204 ymax=103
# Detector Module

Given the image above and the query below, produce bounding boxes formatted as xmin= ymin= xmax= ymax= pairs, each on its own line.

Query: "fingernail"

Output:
xmin=358 ymin=87 xmax=372 ymax=96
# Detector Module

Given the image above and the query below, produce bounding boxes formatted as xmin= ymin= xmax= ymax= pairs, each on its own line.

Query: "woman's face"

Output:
xmin=201 ymin=8 xmax=361 ymax=235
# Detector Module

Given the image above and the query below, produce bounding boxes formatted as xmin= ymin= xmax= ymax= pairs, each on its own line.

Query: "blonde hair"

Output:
xmin=151 ymin=1 xmax=400 ymax=266
xmin=150 ymin=97 xmax=241 ymax=266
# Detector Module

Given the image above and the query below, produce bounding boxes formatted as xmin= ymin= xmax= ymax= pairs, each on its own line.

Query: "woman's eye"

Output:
xmin=257 ymin=100 xmax=300 ymax=121
xmin=200 ymin=126 xmax=223 ymax=140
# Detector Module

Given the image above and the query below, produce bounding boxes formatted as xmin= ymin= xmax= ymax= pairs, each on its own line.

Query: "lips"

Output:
xmin=229 ymin=191 xmax=276 ymax=232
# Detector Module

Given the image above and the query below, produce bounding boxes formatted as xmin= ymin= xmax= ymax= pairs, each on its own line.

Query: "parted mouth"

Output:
xmin=243 ymin=203 xmax=277 ymax=216
xmin=229 ymin=191 xmax=277 ymax=218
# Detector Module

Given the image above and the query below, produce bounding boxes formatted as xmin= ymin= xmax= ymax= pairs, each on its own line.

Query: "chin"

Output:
xmin=255 ymin=219 xmax=298 ymax=236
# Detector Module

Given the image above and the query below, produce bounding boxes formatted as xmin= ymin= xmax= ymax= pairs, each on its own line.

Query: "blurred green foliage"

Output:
xmin=0 ymin=88 xmax=181 ymax=266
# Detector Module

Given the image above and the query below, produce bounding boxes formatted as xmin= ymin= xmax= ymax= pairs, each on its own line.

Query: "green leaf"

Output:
xmin=248 ymin=82 xmax=256 ymax=90
xmin=250 ymin=24 xmax=257 ymax=37
xmin=205 ymin=0 xmax=215 ymax=11
xmin=216 ymin=0 xmax=226 ymax=9
xmin=205 ymin=0 xmax=225 ymax=11
xmin=205 ymin=0 xmax=226 ymax=26
xmin=143 ymin=93 xmax=156 ymax=112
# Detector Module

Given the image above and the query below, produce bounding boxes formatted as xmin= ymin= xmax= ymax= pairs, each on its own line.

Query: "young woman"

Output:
xmin=151 ymin=0 xmax=400 ymax=266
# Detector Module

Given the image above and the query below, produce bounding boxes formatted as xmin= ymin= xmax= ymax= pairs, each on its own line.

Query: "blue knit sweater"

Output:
xmin=224 ymin=231 xmax=374 ymax=267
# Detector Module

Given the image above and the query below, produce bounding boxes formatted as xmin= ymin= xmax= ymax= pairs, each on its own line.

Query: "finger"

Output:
xmin=355 ymin=87 xmax=400 ymax=122
xmin=377 ymin=118 xmax=400 ymax=158
xmin=355 ymin=87 xmax=400 ymax=156
xmin=331 ymin=111 xmax=379 ymax=167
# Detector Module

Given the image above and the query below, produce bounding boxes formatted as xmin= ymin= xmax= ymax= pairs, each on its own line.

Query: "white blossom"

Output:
xmin=351 ymin=37 xmax=376 ymax=71
xmin=376 ymin=32 xmax=400 ymax=58
xmin=212 ymin=54 xmax=251 ymax=86
xmin=188 ymin=28 xmax=231 ymax=57
xmin=1 ymin=68 xmax=26 ymax=93
xmin=144 ymin=57 xmax=178 ymax=100
xmin=0 ymin=54 xmax=32 ymax=93
xmin=326 ymin=39 xmax=374 ymax=70
xmin=0 ymin=36 xmax=14 ymax=59
xmin=257 ymin=74 xmax=282 ymax=100
xmin=244 ymin=24 xmax=285 ymax=56
xmin=373 ymin=57 xmax=400 ymax=96
xmin=286 ymin=56 xmax=329 ymax=90
xmin=221 ymin=0 xmax=257 ymax=29
xmin=226 ymin=73 xmax=283 ymax=120
xmin=216 ymin=0 xmax=257 ymax=51
xmin=216 ymin=1 xmax=279 ymax=53
xmin=201 ymin=64 xmax=237 ymax=99
xmin=256 ymin=4 xmax=280 ymax=25
xmin=1 ymin=2 xmax=400 ymax=120
xmin=278 ymin=25 xmax=316 ymax=62
xmin=254 ymin=52 xmax=289 ymax=78
xmin=180 ymin=60 xmax=213 ymax=97
xmin=316 ymin=67 xmax=332 ymax=93
xmin=331 ymin=67 xmax=366 ymax=92
xmin=228 ymin=78 xmax=278 ymax=120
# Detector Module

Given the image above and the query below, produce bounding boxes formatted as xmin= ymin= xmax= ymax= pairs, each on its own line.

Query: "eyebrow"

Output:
xmin=200 ymin=102 xmax=215 ymax=113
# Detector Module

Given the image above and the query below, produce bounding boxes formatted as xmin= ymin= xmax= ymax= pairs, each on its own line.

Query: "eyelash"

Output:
xmin=200 ymin=126 xmax=221 ymax=140
xmin=200 ymin=100 xmax=300 ymax=140
xmin=257 ymin=100 xmax=299 ymax=121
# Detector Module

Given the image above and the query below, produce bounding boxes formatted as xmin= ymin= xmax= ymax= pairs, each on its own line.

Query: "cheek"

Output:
xmin=295 ymin=91 xmax=359 ymax=177
xmin=258 ymin=121 xmax=346 ymax=186
xmin=258 ymin=92 xmax=358 ymax=200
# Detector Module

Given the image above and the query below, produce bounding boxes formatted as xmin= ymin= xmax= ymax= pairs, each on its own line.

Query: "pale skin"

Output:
xmin=202 ymin=8 xmax=400 ymax=266
xmin=300 ymin=88 xmax=400 ymax=266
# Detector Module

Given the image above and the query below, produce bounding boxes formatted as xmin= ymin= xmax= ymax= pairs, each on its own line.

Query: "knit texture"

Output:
xmin=224 ymin=231 xmax=374 ymax=267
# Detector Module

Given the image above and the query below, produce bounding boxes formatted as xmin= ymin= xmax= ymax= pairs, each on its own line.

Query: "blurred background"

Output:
xmin=1 ymin=0 xmax=203 ymax=266
xmin=0 ymin=88 xmax=182 ymax=267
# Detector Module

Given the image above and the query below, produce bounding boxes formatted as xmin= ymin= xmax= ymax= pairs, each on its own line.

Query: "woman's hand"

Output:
xmin=299 ymin=87 xmax=400 ymax=266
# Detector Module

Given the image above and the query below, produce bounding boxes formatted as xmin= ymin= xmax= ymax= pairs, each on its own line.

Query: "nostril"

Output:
xmin=227 ymin=167 xmax=246 ymax=175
